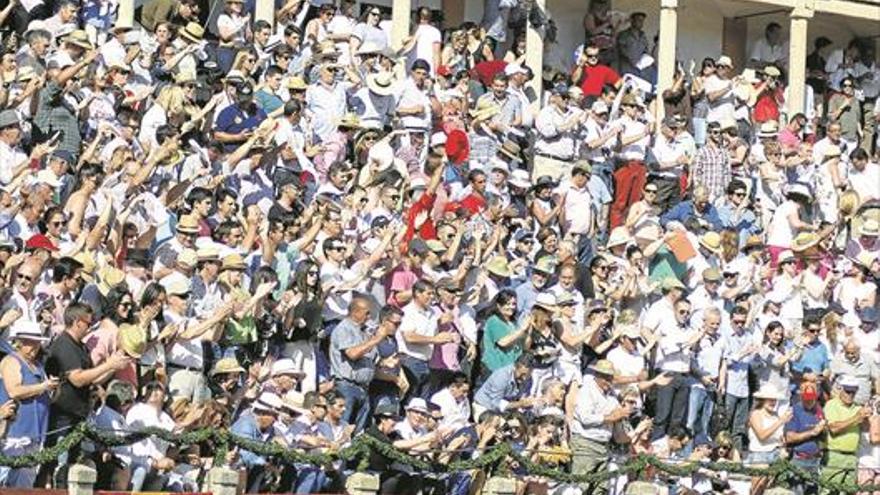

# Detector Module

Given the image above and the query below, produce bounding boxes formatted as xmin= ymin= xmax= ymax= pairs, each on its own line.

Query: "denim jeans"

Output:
xmin=400 ymin=355 xmax=430 ymax=400
xmin=335 ymin=380 xmax=371 ymax=433
xmin=686 ymin=386 xmax=715 ymax=440
xmin=293 ymin=465 xmax=327 ymax=494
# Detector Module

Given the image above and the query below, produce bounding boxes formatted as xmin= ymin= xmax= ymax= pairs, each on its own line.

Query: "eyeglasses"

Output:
xmin=50 ymin=221 xmax=64 ymax=227
xmin=644 ymin=189 xmax=657 ymax=194
xmin=17 ymin=273 xmax=34 ymax=282
xmin=586 ymin=53 xmax=599 ymax=59
xmin=732 ymin=191 xmax=746 ymax=197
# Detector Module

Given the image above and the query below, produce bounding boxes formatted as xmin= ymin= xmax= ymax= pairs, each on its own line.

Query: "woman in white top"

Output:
xmin=215 ymin=0 xmax=251 ymax=72
xmin=834 ymin=254 xmax=878 ymax=317
xmin=747 ymin=385 xmax=792 ymax=493
xmin=770 ymin=250 xmax=805 ymax=331
xmin=766 ymin=183 xmax=816 ymax=266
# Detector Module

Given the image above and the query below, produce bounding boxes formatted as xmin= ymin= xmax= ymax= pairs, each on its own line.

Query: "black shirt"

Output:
xmin=46 ymin=332 xmax=94 ymax=426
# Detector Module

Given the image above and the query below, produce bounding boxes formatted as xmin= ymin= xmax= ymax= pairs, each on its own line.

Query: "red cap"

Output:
xmin=445 ymin=129 xmax=470 ymax=164
xmin=800 ymin=382 xmax=818 ymax=401
xmin=25 ymin=234 xmax=58 ymax=252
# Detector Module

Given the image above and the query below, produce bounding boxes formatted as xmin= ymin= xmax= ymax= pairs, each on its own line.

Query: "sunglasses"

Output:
xmin=17 ymin=273 xmax=34 ymax=282
xmin=733 ymin=191 xmax=746 ymax=197
xmin=644 ymin=189 xmax=657 ymax=194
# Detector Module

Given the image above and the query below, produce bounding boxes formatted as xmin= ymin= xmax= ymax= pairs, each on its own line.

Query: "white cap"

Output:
xmin=838 ymin=375 xmax=861 ymax=390
xmin=504 ymin=63 xmax=526 ymax=76
xmin=429 ymin=132 xmax=447 ymax=147
xmin=35 ymin=169 xmax=61 ymax=188
xmin=590 ymin=100 xmax=609 ymax=114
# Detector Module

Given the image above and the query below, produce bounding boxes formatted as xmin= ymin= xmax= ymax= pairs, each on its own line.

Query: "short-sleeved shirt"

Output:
xmin=329 ymin=318 xmax=376 ymax=386
xmin=792 ymin=341 xmax=829 ymax=377
xmin=46 ymin=332 xmax=94 ymax=425
xmin=785 ymin=401 xmax=824 ymax=458
xmin=215 ymin=104 xmax=268 ymax=151
xmin=481 ymin=315 xmax=521 ymax=372
xmin=824 ymin=397 xmax=861 ymax=453
xmin=577 ymin=64 xmax=620 ymax=97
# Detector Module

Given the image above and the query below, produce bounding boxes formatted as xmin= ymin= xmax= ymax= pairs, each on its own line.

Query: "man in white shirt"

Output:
xmin=650 ymin=116 xmax=691 ymax=211
xmin=429 ymin=373 xmax=471 ymax=428
xmin=126 ymin=382 xmax=176 ymax=491
xmin=506 ymin=64 xmax=534 ymax=128
xmin=404 ymin=7 xmax=441 ymax=75
xmin=749 ymin=22 xmax=787 ymax=69
xmin=849 ymin=149 xmax=879 ymax=203
xmin=396 ymin=59 xmax=433 ymax=131
xmin=571 ymin=360 xmax=632 ymax=487
xmin=555 ymin=161 xmax=594 ymax=258
xmin=398 ymin=280 xmax=455 ymax=399
xmin=534 ymin=85 xmax=580 ymax=178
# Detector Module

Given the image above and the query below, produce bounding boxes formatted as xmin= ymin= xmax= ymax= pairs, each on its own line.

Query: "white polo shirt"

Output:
xmin=397 ymin=301 xmax=438 ymax=362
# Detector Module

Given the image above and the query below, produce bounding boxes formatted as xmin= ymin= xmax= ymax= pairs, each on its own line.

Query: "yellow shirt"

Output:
xmin=824 ymin=398 xmax=860 ymax=453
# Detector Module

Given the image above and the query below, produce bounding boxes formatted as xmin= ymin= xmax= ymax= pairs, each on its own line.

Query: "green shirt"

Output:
xmin=824 ymin=397 xmax=860 ymax=453
xmin=481 ymin=315 xmax=521 ymax=373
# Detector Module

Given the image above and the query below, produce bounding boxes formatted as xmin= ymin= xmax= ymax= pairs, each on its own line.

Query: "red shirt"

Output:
xmin=576 ymin=64 xmax=620 ymax=97
xmin=403 ymin=191 xmax=438 ymax=250
xmin=460 ymin=193 xmax=486 ymax=216
xmin=753 ymin=85 xmax=784 ymax=123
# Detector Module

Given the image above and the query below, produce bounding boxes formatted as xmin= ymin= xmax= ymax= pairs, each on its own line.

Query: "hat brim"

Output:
xmin=178 ymin=30 xmax=203 ymax=43
xmin=367 ymin=80 xmax=394 ymax=97
xmin=698 ymin=241 xmax=723 ymax=254
xmin=509 ymin=179 xmax=531 ymax=189
xmin=589 ymin=366 xmax=616 ymax=376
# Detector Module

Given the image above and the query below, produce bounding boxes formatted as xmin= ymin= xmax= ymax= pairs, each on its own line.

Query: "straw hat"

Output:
xmin=63 ymin=30 xmax=94 ymax=50
xmin=221 ymin=253 xmax=247 ymax=271
xmin=589 ymin=359 xmax=618 ymax=377
xmin=744 ymin=235 xmax=764 ymax=251
xmin=485 ymin=256 xmax=511 ymax=277
xmin=176 ymin=215 xmax=200 ymax=234
xmin=838 ymin=190 xmax=860 ymax=220
xmin=791 ymin=232 xmax=821 ymax=252
xmin=335 ymin=113 xmax=361 ymax=129
xmin=178 ymin=22 xmax=205 ymax=43
xmin=97 ymin=266 xmax=126 ymax=296
xmin=211 ymin=357 xmax=246 ymax=376
xmin=469 ymin=98 xmax=500 ymax=121
xmin=698 ymin=231 xmax=723 ymax=255
xmin=118 ymin=323 xmax=147 ymax=358
xmin=756 ymin=121 xmax=779 ymax=138
xmin=287 ymin=76 xmax=307 ymax=91
xmin=74 ymin=252 xmax=97 ymax=282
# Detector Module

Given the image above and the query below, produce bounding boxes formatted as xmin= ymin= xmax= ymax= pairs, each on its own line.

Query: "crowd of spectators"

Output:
xmin=0 ymin=0 xmax=878 ymax=493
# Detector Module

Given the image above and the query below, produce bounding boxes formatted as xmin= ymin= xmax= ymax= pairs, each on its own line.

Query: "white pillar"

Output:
xmin=655 ymin=0 xmax=679 ymax=122
xmin=525 ymin=0 xmax=545 ymax=98
xmin=67 ymin=464 xmax=97 ymax=495
xmin=254 ymin=0 xmax=274 ymax=25
xmin=391 ymin=0 xmax=412 ymax=51
xmin=345 ymin=472 xmax=380 ymax=495
xmin=787 ymin=1 xmax=814 ymax=116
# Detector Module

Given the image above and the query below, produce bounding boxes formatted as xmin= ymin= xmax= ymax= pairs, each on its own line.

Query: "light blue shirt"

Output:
xmin=723 ymin=329 xmax=754 ymax=398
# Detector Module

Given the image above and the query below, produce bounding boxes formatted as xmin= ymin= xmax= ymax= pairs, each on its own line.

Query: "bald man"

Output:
xmin=831 ymin=339 xmax=880 ymax=405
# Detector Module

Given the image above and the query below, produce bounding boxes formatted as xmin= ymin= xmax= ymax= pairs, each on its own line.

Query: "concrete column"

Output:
xmin=656 ymin=0 xmax=679 ymax=96
xmin=345 ymin=472 xmax=380 ymax=495
xmin=787 ymin=1 xmax=814 ymax=116
xmin=206 ymin=466 xmax=241 ymax=495
xmin=67 ymin=464 xmax=97 ymax=495
xmin=391 ymin=0 xmax=412 ymax=50
xmin=721 ymin=17 xmax=748 ymax=71
xmin=254 ymin=0 xmax=274 ymax=26
xmin=483 ymin=476 xmax=518 ymax=495
xmin=116 ymin=0 xmax=134 ymax=28
xmin=525 ymin=0 xmax=545 ymax=98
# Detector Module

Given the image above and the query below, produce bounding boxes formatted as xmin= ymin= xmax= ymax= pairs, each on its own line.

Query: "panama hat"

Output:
xmin=485 ymin=256 xmax=512 ymax=277
xmin=178 ymin=22 xmax=205 ymax=43
xmin=366 ymin=71 xmax=395 ymax=96
xmin=253 ymin=392 xmax=283 ymax=415
xmin=16 ymin=66 xmax=37 ymax=83
xmin=497 ymin=139 xmax=521 ymax=162
xmin=287 ymin=76 xmax=307 ymax=91
xmin=753 ymin=384 xmax=784 ymax=400
xmin=533 ymin=292 xmax=557 ymax=311
xmin=744 ymin=235 xmax=764 ymax=251
xmin=756 ymin=121 xmax=779 ymax=138
xmin=118 ymin=323 xmax=147 ymax=358
xmin=859 ymin=219 xmax=880 ymax=237
xmin=9 ymin=320 xmax=50 ymax=343
xmin=509 ymin=169 xmax=530 ymax=189
xmin=589 ymin=359 xmax=617 ymax=377
xmin=777 ymin=250 xmax=796 ymax=265
xmin=698 ymin=231 xmax=723 ymax=254
xmin=335 ymin=113 xmax=361 ymax=129
xmin=784 ymin=183 xmax=812 ymax=201
xmin=660 ymin=277 xmax=686 ymax=291
xmin=355 ymin=41 xmax=383 ymax=56
xmin=606 ymin=226 xmax=633 ymax=248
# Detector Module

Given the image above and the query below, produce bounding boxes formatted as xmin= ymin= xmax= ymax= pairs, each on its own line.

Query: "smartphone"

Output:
xmin=47 ymin=131 xmax=62 ymax=147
